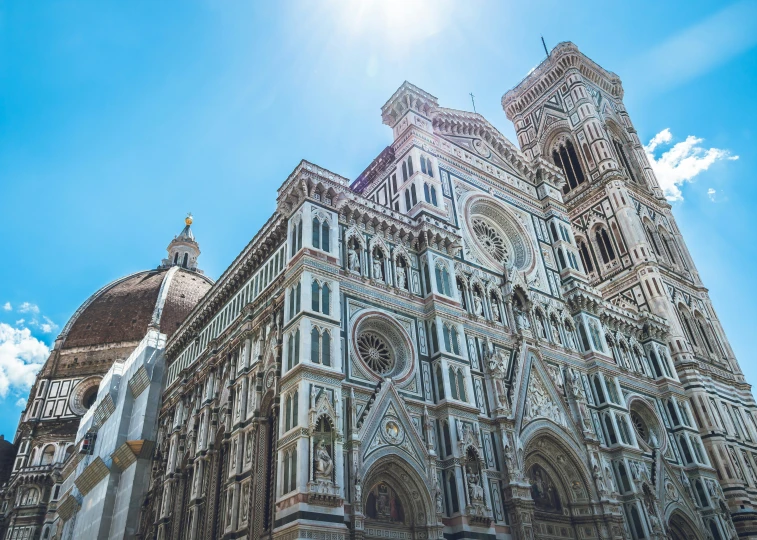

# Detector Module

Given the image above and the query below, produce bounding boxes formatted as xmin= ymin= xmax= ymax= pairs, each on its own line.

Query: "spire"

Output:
xmin=161 ymin=213 xmax=203 ymax=273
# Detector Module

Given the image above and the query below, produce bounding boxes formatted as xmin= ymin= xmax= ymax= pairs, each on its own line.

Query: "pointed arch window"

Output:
xmin=577 ymin=240 xmax=594 ymax=273
xmin=595 ymin=227 xmax=616 ymax=264
xmin=410 ymin=184 xmax=418 ymax=206
xmin=402 ymin=162 xmax=408 ymax=181
xmin=613 ymin=139 xmax=638 ymax=183
xmin=435 ymin=364 xmax=445 ymax=400
xmin=435 ymin=264 xmax=451 ymax=296
xmin=421 ymin=156 xmax=428 ymax=175
xmin=321 ymin=284 xmax=330 ymax=316
xmin=173 ymin=252 xmax=179 ymax=264
xmin=407 ymin=156 xmax=414 ymax=176
xmin=424 ymin=183 xmax=431 ymax=203
xmin=312 ymin=281 xmax=320 ymax=312
xmin=449 ymin=367 xmax=458 ymax=400
xmin=405 ymin=190 xmax=411 ymax=211
xmin=552 ymin=139 xmax=586 ymax=194
xmin=312 ymin=217 xmax=320 ymax=249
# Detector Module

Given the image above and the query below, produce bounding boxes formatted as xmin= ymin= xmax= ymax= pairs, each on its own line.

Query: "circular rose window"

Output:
xmin=462 ymin=195 xmax=533 ymax=272
xmin=351 ymin=311 xmax=414 ymax=382
xmin=357 ymin=332 xmax=394 ymax=374
xmin=472 ymin=217 xmax=510 ymax=265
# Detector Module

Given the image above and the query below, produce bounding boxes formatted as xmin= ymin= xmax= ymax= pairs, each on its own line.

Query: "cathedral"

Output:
xmin=1 ymin=41 xmax=756 ymax=540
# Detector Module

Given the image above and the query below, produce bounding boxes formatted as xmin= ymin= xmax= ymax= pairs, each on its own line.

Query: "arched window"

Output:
xmin=617 ymin=414 xmax=631 ymax=445
xmin=450 ymin=326 xmax=460 ymax=355
xmin=311 ymin=328 xmax=320 ymax=364
xmin=629 ymin=505 xmax=646 ymax=539
xmin=295 ymin=282 xmax=301 ymax=313
xmin=696 ymin=318 xmax=714 ymax=354
xmin=321 ymin=284 xmax=330 ymax=316
xmin=613 ymin=139 xmax=638 ymax=183
xmin=173 ymin=252 xmax=179 ymax=264
xmin=321 ymin=331 xmax=331 ymax=367
xmin=405 ymin=190 xmax=411 ymax=211
xmin=442 ymin=325 xmax=451 ymax=352
xmin=430 ymin=322 xmax=439 ymax=352
xmin=182 ymin=253 xmax=189 ymax=268
xmin=294 ymin=329 xmax=300 ymax=366
xmin=287 ymin=334 xmax=295 ymax=370
xmin=595 ymin=227 xmax=616 ymax=263
xmin=456 ymin=370 xmax=466 ymax=402
xmin=430 ymin=185 xmax=437 ymax=206
xmin=420 ymin=156 xmax=428 ymax=175
xmin=667 ymin=400 xmax=680 ymax=425
xmin=410 ymin=184 xmax=418 ymax=206
xmin=604 ymin=414 xmax=617 ymax=444
xmin=550 ymin=222 xmax=559 ymax=241
xmin=552 ymin=139 xmax=586 ymax=194
xmin=321 ymin=220 xmax=330 ymax=252
xmin=611 ymin=222 xmax=626 ymax=255
xmin=407 ymin=156 xmax=414 ymax=176
xmin=312 ymin=281 xmax=320 ymax=312
xmin=402 ymin=162 xmax=408 ymax=181
xmin=312 ymin=217 xmax=321 ymax=249
xmin=435 ymin=264 xmax=451 ymax=296
xmin=695 ymin=479 xmax=709 ymax=507
xmin=578 ymin=240 xmax=594 ymax=273
xmin=285 ymin=394 xmax=292 ymax=431
xmin=424 ymin=183 xmax=431 ymax=204
xmin=557 ymin=249 xmax=567 ymax=270
xmin=435 ymin=364 xmax=445 ymax=400
xmin=679 ymin=435 xmax=693 ymax=464
xmin=646 ymin=225 xmax=661 ymax=256
xmin=41 ymin=445 xmax=55 ymax=466
xmin=593 ymin=375 xmax=606 ymax=403
xmin=449 ymin=367 xmax=458 ymax=400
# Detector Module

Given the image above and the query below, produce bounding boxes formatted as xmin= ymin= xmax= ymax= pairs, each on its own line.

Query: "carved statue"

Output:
xmin=314 ymin=440 xmax=333 ymax=480
xmin=373 ymin=254 xmax=384 ymax=281
xmin=348 ymin=244 xmax=361 ymax=272
xmin=473 ymin=294 xmax=484 ymax=317
xmin=491 ymin=296 xmax=501 ymax=322
xmin=515 ymin=307 xmax=530 ymax=330
xmin=396 ymin=265 xmax=407 ymax=290
xmin=466 ymin=466 xmax=485 ymax=502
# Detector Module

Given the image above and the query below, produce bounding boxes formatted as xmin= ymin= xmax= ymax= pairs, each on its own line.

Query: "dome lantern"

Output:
xmin=161 ymin=213 xmax=203 ymax=273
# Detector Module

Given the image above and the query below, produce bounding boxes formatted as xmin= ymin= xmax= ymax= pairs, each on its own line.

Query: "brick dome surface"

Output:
xmin=61 ymin=268 xmax=212 ymax=350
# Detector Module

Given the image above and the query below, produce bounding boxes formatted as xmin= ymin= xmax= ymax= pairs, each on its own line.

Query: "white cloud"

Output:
xmin=707 ymin=188 xmax=717 ymax=202
xmin=17 ymin=302 xmax=39 ymax=314
xmin=15 ymin=319 xmax=25 ymax=326
xmin=15 ymin=398 xmax=26 ymax=408
xmin=0 ymin=323 xmax=48 ymax=398
xmin=2 ymin=303 xmax=10 ymax=311
xmin=38 ymin=317 xmax=59 ymax=334
xmin=644 ymin=129 xmax=738 ymax=201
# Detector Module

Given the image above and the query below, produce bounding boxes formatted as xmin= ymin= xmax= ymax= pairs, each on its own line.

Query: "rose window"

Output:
xmin=357 ymin=332 xmax=394 ymax=374
xmin=631 ymin=411 xmax=648 ymax=441
xmin=472 ymin=218 xmax=509 ymax=264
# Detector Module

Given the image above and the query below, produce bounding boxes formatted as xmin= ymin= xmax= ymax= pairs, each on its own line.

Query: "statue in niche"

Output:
xmin=348 ymin=240 xmax=361 ymax=272
xmin=314 ymin=439 xmax=333 ymax=480
xmin=473 ymin=290 xmax=484 ymax=317
xmin=466 ymin=466 xmax=485 ymax=503
xmin=529 ymin=465 xmax=561 ymax=513
xmin=372 ymin=250 xmax=384 ymax=281
xmin=366 ymin=483 xmax=404 ymax=522
xmin=514 ymin=305 xmax=530 ymax=330
xmin=491 ymin=295 xmax=501 ymax=322
xmin=396 ymin=259 xmax=407 ymax=290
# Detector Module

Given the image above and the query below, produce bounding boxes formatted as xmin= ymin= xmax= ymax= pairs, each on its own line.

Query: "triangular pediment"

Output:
xmin=514 ymin=353 xmax=582 ymax=442
xmin=359 ymin=381 xmax=428 ymax=468
xmin=441 ymin=135 xmax=522 ymax=177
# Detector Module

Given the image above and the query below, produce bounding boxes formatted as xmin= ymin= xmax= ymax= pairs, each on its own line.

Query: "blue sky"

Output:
xmin=1 ymin=0 xmax=756 ymax=439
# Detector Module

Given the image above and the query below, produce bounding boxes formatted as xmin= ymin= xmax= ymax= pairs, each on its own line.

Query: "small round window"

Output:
xmin=82 ymin=386 xmax=99 ymax=410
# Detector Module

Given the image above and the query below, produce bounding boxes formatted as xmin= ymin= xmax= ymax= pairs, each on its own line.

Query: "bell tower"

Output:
xmin=503 ymin=42 xmax=756 ymax=537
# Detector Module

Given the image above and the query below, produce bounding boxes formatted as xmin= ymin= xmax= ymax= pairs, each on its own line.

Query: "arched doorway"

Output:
xmin=667 ymin=510 xmax=703 ymax=540
xmin=523 ymin=432 xmax=596 ymax=539
xmin=361 ymin=456 xmax=436 ymax=540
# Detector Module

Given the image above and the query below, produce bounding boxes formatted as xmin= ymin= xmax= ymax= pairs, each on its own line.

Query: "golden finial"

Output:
xmin=185 ymin=213 xmax=193 ymax=226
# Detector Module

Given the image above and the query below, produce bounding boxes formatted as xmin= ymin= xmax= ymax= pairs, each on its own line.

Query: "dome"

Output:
xmin=59 ymin=267 xmax=213 ymax=350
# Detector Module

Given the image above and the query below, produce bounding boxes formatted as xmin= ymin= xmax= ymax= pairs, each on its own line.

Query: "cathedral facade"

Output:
xmin=134 ymin=43 xmax=756 ymax=540
xmin=5 ymin=41 xmax=756 ymax=540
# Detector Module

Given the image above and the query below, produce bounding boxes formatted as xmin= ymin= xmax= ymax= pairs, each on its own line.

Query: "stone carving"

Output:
xmin=396 ymin=265 xmax=407 ymax=290
xmin=314 ymin=440 xmax=333 ymax=480
xmin=466 ymin=466 xmax=485 ymax=503
xmin=348 ymin=243 xmax=361 ymax=272
xmin=523 ymin=371 xmax=563 ymax=426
